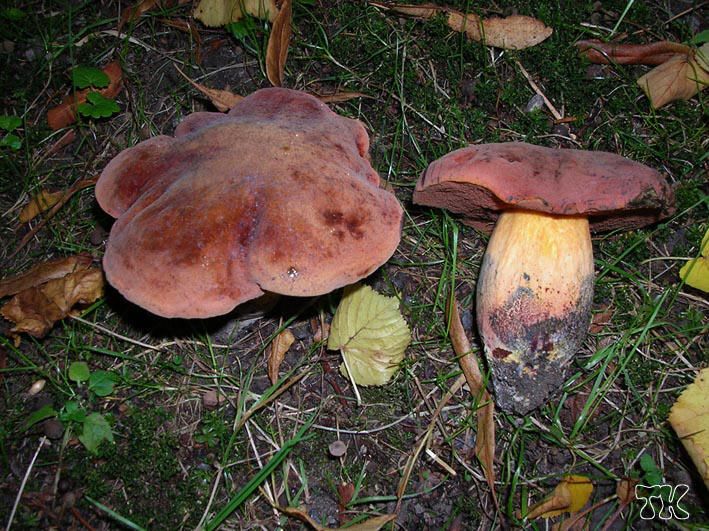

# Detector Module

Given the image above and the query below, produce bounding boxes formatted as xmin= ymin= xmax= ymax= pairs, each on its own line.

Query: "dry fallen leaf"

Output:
xmin=316 ymin=91 xmax=370 ymax=104
xmin=279 ymin=506 xmax=396 ymax=531
xmin=448 ymin=298 xmax=496 ymax=500
xmin=576 ymin=39 xmax=690 ymax=65
xmin=118 ymin=0 xmax=161 ymax=31
xmin=372 ymin=2 xmax=552 ymax=50
xmin=268 ymin=328 xmax=295 ymax=384
xmin=266 ymin=0 xmax=292 ymax=87
xmin=19 ymin=190 xmax=65 ymax=224
xmin=616 ymin=477 xmax=637 ymax=506
xmin=327 ymin=284 xmax=411 ymax=387
xmin=194 ymin=0 xmax=278 ymax=26
xmin=669 ymin=367 xmax=709 ymax=488
xmin=447 ymin=11 xmax=552 ymax=50
xmin=679 ymin=227 xmax=709 ymax=293
xmin=1 ymin=266 xmax=104 ymax=337
xmin=526 ymin=475 xmax=594 ymax=519
xmin=637 ymin=43 xmax=709 ymax=108
xmin=47 ymin=61 xmax=123 ymax=130
xmin=0 ymin=254 xmax=93 ymax=298
xmin=174 ymin=65 xmax=242 ymax=111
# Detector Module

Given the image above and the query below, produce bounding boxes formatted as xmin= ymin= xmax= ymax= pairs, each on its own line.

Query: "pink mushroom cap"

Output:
xmin=96 ymin=88 xmax=403 ymax=318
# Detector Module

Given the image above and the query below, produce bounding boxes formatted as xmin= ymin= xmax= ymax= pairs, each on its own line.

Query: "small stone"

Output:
xmin=202 ymin=389 xmax=223 ymax=410
xmin=552 ymin=123 xmax=571 ymax=138
xmin=89 ymin=226 xmax=108 ymax=246
xmin=28 ymin=379 xmax=46 ymax=395
xmin=524 ymin=94 xmax=545 ymax=113
xmin=328 ymin=440 xmax=347 ymax=457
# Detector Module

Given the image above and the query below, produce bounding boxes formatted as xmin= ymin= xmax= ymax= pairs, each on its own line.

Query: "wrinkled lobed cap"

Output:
xmin=413 ymin=142 xmax=674 ymax=232
xmin=96 ymin=88 xmax=403 ymax=318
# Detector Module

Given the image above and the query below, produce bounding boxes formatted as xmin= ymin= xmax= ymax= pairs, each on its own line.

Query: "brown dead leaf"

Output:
xmin=41 ymin=130 xmax=76 ymax=159
xmin=47 ymin=61 xmax=123 ymax=130
xmin=576 ymin=39 xmax=691 ymax=65
xmin=194 ymin=0 xmax=278 ymax=26
xmin=266 ymin=0 xmax=292 ymax=87
xmin=637 ymin=43 xmax=709 ymax=108
xmin=526 ymin=475 xmax=593 ymax=519
xmin=316 ymin=91 xmax=370 ymax=103
xmin=118 ymin=0 xmax=161 ymax=32
xmin=268 ymin=328 xmax=295 ymax=384
xmin=19 ymin=190 xmax=65 ymax=224
xmin=447 ymin=11 xmax=552 ymax=50
xmin=448 ymin=298 xmax=496 ymax=502
xmin=0 ymin=254 xmax=93 ymax=298
xmin=174 ymin=65 xmax=242 ymax=111
xmin=1 ymin=267 xmax=104 ymax=338
xmin=616 ymin=477 xmax=637 ymax=506
xmin=589 ymin=304 xmax=613 ymax=334
xmin=372 ymin=3 xmax=551 ymax=50
xmin=279 ymin=505 xmax=396 ymax=530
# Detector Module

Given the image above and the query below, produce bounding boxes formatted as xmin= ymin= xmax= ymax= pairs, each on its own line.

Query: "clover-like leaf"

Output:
xmin=89 ymin=370 xmax=119 ymax=397
xmin=68 ymin=361 xmax=90 ymax=383
xmin=77 ymin=92 xmax=120 ymax=119
xmin=72 ymin=65 xmax=110 ymax=89
xmin=0 ymin=115 xmax=22 ymax=132
xmin=328 ymin=284 xmax=410 ymax=386
xmin=78 ymin=412 xmax=114 ymax=454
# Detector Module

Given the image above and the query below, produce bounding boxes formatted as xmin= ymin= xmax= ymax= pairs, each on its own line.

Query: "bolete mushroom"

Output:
xmin=96 ymin=88 xmax=403 ymax=318
xmin=413 ymin=142 xmax=674 ymax=413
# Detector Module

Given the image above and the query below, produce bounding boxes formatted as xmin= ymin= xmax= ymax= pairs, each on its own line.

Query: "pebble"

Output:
xmin=43 ymin=419 xmax=64 ymax=439
xmin=524 ymin=93 xmax=545 ymax=113
xmin=328 ymin=440 xmax=347 ymax=457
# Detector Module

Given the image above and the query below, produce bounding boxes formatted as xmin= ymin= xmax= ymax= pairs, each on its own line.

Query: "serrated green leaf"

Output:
xmin=69 ymin=361 xmax=90 ymax=382
xmin=0 ymin=115 xmax=22 ymax=132
xmin=0 ymin=133 xmax=21 ymax=150
xmin=77 ymin=92 xmax=120 ymax=119
xmin=60 ymin=401 xmax=87 ymax=423
xmin=78 ymin=412 xmax=114 ymax=454
xmin=23 ymin=404 xmax=57 ymax=431
xmin=72 ymin=66 xmax=110 ymax=89
xmin=328 ymin=284 xmax=410 ymax=386
xmin=89 ymin=370 xmax=119 ymax=397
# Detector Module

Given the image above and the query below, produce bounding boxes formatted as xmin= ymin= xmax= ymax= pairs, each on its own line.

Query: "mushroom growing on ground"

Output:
xmin=96 ymin=88 xmax=403 ymax=319
xmin=413 ymin=142 xmax=674 ymax=413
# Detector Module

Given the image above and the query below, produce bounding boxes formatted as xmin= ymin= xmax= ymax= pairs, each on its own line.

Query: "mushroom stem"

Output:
xmin=476 ymin=210 xmax=594 ymax=413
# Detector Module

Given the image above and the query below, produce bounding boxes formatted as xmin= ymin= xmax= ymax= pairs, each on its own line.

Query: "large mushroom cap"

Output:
xmin=413 ymin=142 xmax=674 ymax=232
xmin=96 ymin=88 xmax=403 ymax=318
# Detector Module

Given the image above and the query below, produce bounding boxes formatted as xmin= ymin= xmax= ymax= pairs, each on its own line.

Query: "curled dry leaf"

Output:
xmin=1 ymin=266 xmax=104 ymax=338
xmin=278 ymin=505 xmax=396 ymax=531
xmin=526 ymin=475 xmax=594 ymax=519
xmin=448 ymin=298 xmax=496 ymax=500
xmin=616 ymin=477 xmax=637 ymax=506
xmin=118 ymin=0 xmax=160 ymax=31
xmin=327 ymin=284 xmax=411 ymax=387
xmin=637 ymin=43 xmax=709 ymax=109
xmin=194 ymin=0 xmax=278 ymax=26
xmin=266 ymin=0 xmax=292 ymax=87
xmin=316 ymin=91 xmax=370 ymax=104
xmin=268 ymin=328 xmax=295 ymax=384
xmin=576 ymin=39 xmax=690 ymax=65
xmin=174 ymin=65 xmax=242 ymax=111
xmin=0 ymin=254 xmax=93 ymax=298
xmin=47 ymin=61 xmax=123 ymax=130
xmin=668 ymin=367 xmax=709 ymax=488
xmin=19 ymin=190 xmax=65 ymax=223
xmin=372 ymin=2 xmax=552 ymax=50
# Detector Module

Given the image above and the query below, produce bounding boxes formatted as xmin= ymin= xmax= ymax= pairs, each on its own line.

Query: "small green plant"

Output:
xmin=24 ymin=361 xmax=119 ymax=454
xmin=0 ymin=115 xmax=22 ymax=150
xmin=72 ymin=65 xmax=119 ymax=120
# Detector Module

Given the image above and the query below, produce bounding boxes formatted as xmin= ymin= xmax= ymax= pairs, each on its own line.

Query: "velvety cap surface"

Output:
xmin=96 ymin=88 xmax=403 ymax=318
xmin=413 ymin=142 xmax=674 ymax=232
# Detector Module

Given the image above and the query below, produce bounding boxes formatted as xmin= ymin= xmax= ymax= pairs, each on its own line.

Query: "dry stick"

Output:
xmin=6 ymin=436 xmax=47 ymax=531
xmin=10 ymin=176 xmax=98 ymax=258
xmin=514 ymin=59 xmax=563 ymax=121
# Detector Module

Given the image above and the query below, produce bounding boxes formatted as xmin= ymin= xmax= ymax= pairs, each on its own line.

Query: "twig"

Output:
xmin=6 ymin=436 xmax=47 ymax=531
xmin=514 ymin=59 xmax=563 ymax=121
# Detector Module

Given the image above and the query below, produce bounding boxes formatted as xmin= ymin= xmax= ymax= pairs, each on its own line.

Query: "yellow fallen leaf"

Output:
xmin=526 ymin=475 xmax=593 ymax=519
xmin=1 ymin=267 xmax=104 ymax=337
xmin=279 ymin=505 xmax=396 ymax=530
xmin=637 ymin=42 xmax=709 ymax=109
xmin=372 ymin=2 xmax=552 ymax=50
xmin=447 ymin=11 xmax=552 ymax=50
xmin=679 ymin=227 xmax=709 ymax=292
xmin=669 ymin=368 xmax=709 ymax=488
xmin=19 ymin=190 xmax=65 ymax=223
xmin=194 ymin=0 xmax=278 ymax=26
xmin=0 ymin=254 xmax=93 ymax=298
xmin=328 ymin=284 xmax=410 ymax=386
xmin=266 ymin=0 xmax=291 ymax=87
xmin=268 ymin=328 xmax=295 ymax=384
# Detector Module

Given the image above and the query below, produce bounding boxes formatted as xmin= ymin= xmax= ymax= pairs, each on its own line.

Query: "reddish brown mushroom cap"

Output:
xmin=413 ymin=142 xmax=674 ymax=232
xmin=96 ymin=88 xmax=403 ymax=318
